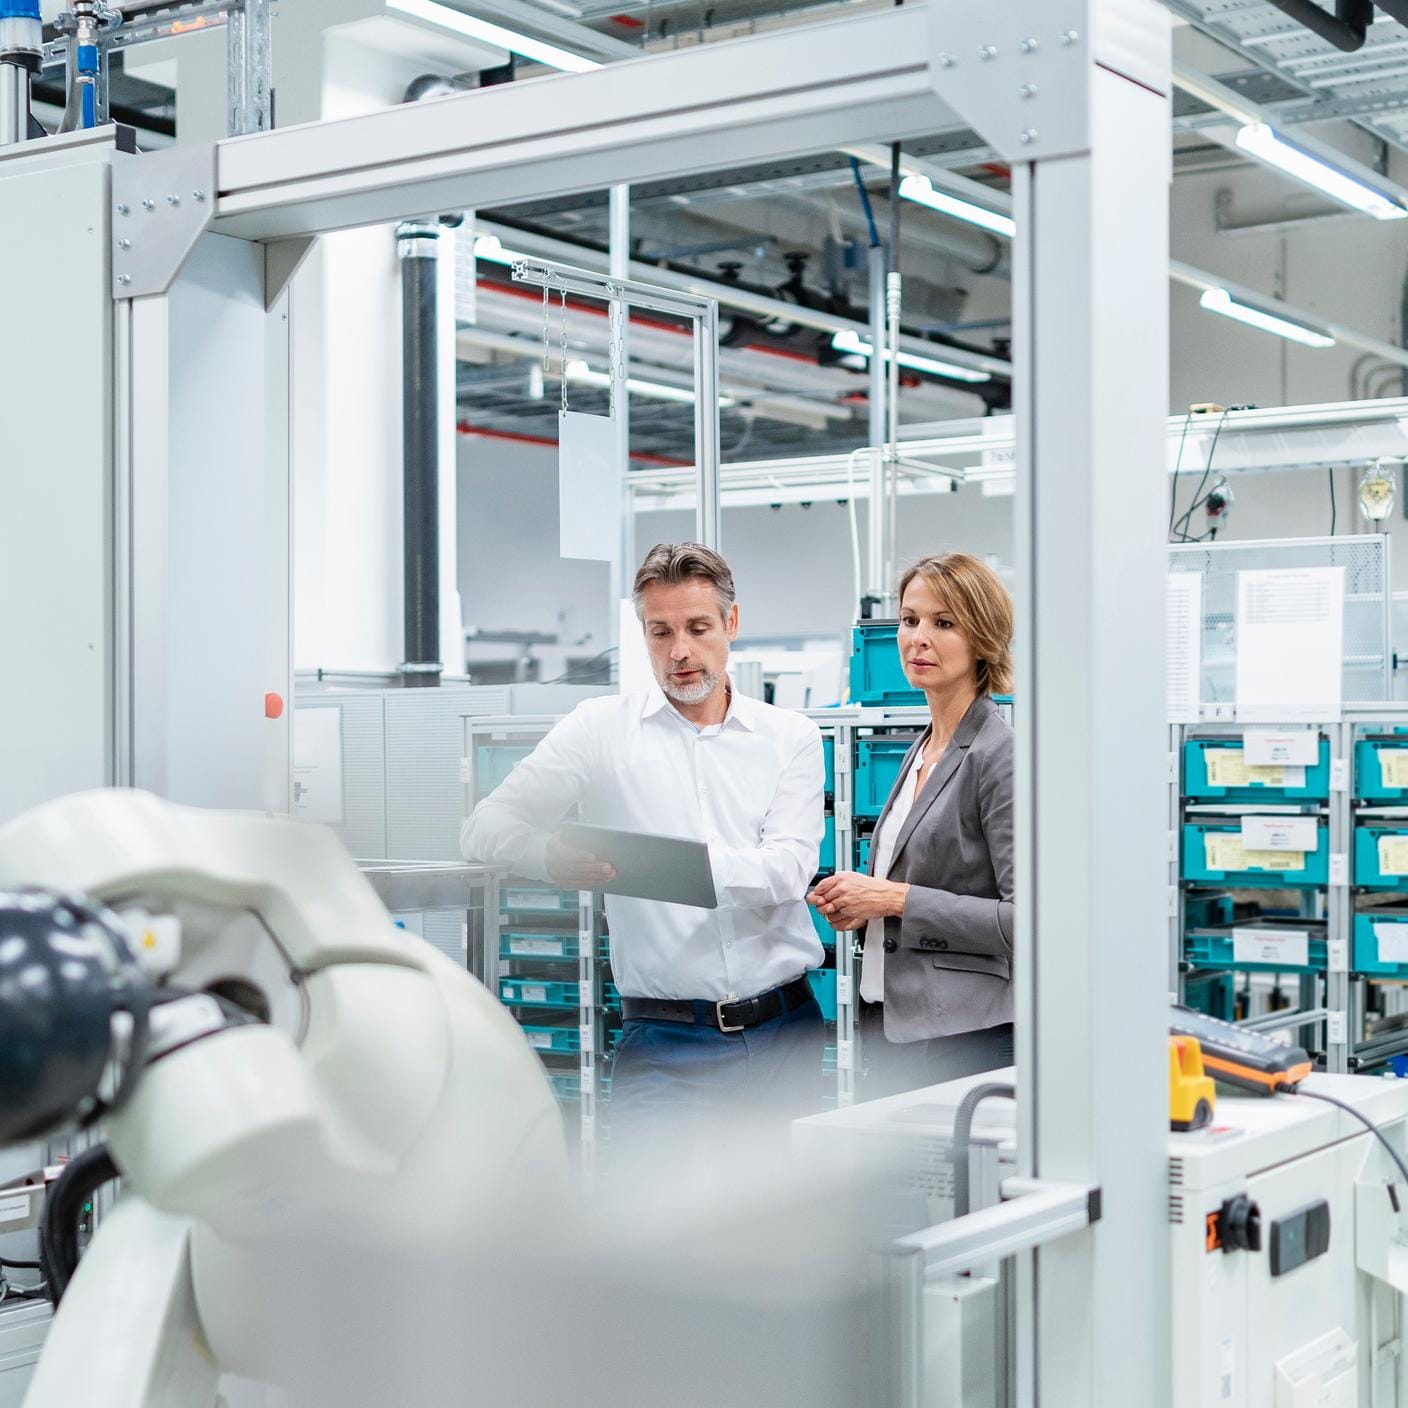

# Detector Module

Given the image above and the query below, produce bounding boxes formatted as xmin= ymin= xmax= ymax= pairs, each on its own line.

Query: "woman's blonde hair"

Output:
xmin=897 ymin=552 xmax=1014 ymax=697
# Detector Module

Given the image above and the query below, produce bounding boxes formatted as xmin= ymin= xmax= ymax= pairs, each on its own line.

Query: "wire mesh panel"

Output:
xmin=1169 ymin=534 xmax=1391 ymax=705
xmin=295 ymin=693 xmax=387 ymax=858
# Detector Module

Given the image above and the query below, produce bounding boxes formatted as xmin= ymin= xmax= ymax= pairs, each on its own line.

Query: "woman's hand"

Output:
xmin=806 ymin=871 xmax=909 ymax=932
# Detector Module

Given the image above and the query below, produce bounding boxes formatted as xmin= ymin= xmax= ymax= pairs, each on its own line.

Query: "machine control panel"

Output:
xmin=1269 ymin=1200 xmax=1331 ymax=1277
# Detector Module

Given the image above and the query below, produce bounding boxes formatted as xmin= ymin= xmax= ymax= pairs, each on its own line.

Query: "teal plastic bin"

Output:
xmin=1355 ymin=736 xmax=1408 ymax=801
xmin=1183 ymin=929 xmax=1326 ymax=975
xmin=1355 ymin=825 xmax=1408 ymax=892
xmin=849 ymin=622 xmax=920 ymax=707
xmin=807 ymin=967 xmax=838 ymax=1021
xmin=1353 ymin=912 xmax=1408 ymax=976
xmin=1182 ymin=738 xmax=1329 ymax=803
xmin=854 ymin=736 xmax=917 ymax=818
xmin=1182 ymin=820 xmax=1328 ymax=888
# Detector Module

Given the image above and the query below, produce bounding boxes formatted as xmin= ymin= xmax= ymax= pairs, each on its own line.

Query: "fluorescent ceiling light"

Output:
xmin=1198 ymin=288 xmax=1336 ymax=349
xmin=831 ymin=329 xmax=991 ymax=384
xmin=565 ymin=360 xmax=735 ymax=407
xmin=898 ymin=174 xmax=1015 ymax=239
xmin=1235 ymin=123 xmax=1408 ymax=221
xmin=386 ymin=0 xmax=601 ymax=73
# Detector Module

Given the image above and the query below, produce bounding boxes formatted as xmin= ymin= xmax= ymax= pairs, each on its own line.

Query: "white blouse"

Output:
xmin=859 ymin=748 xmax=927 ymax=1003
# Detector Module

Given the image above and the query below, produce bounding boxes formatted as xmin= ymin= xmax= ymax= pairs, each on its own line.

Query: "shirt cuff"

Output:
xmin=520 ymin=833 xmax=552 ymax=884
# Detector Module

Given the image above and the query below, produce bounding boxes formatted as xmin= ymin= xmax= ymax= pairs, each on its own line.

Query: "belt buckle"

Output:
xmin=715 ymin=999 xmax=745 ymax=1034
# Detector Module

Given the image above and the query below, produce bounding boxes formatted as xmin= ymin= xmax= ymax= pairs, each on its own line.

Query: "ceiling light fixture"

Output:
xmin=386 ymin=0 xmax=602 ymax=73
xmin=830 ymin=330 xmax=992 ymax=384
xmin=1234 ymin=123 xmax=1408 ymax=222
xmin=1198 ymin=288 xmax=1336 ymax=349
xmin=897 ymin=174 xmax=1016 ymax=239
xmin=565 ymin=359 xmax=735 ymax=408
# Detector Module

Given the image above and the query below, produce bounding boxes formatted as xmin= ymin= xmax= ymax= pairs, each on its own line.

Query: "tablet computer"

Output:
xmin=557 ymin=822 xmax=718 ymax=909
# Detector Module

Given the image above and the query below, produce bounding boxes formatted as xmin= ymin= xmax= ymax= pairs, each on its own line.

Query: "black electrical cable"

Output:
xmin=1173 ymin=409 xmax=1230 ymax=542
xmin=40 ymin=1145 xmax=118 ymax=1307
xmin=1167 ymin=411 xmax=1194 ymax=540
xmin=1291 ymin=1087 xmax=1408 ymax=1202
xmin=888 ymin=144 xmax=901 ymax=280
xmin=950 ymin=1082 xmax=1015 ymax=1218
xmin=0 ymin=1255 xmax=41 ymax=1271
xmin=1329 ymin=466 xmax=1338 ymax=536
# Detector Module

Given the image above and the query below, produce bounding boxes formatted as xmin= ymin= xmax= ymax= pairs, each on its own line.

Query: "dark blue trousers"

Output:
xmin=610 ymin=994 xmax=824 ymax=1146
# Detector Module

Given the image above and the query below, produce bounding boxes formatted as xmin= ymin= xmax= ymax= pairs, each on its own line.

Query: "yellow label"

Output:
xmin=1204 ymin=833 xmax=1303 ymax=873
xmin=1205 ymin=750 xmax=1286 ymax=789
xmin=1379 ymin=750 xmax=1408 ymax=790
xmin=1379 ymin=835 xmax=1408 ymax=877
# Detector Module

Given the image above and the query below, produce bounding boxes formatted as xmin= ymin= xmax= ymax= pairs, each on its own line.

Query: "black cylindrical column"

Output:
xmin=398 ymin=222 xmax=441 ymax=687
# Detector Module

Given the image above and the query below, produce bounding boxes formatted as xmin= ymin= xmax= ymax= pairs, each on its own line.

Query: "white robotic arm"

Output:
xmin=0 ymin=789 xmax=569 ymax=1405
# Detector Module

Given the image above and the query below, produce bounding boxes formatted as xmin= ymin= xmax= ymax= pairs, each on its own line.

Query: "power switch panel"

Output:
xmin=1269 ymin=1200 xmax=1331 ymax=1277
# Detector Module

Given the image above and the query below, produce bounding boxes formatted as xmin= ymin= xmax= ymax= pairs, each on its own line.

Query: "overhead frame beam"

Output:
xmin=209 ymin=6 xmax=950 ymax=240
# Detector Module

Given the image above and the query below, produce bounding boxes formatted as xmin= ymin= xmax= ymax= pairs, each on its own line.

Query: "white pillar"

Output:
xmin=1012 ymin=45 xmax=1173 ymax=1408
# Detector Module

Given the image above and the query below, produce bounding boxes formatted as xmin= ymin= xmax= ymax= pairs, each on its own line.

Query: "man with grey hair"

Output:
xmin=461 ymin=542 xmax=826 ymax=1136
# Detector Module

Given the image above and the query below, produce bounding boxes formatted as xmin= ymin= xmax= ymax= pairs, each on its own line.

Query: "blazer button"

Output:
xmin=883 ymin=937 xmax=897 ymax=954
xmin=937 ymin=940 xmax=948 ymax=950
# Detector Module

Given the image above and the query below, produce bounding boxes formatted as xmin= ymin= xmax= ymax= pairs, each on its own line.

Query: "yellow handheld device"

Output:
xmin=1169 ymin=1035 xmax=1216 ymax=1132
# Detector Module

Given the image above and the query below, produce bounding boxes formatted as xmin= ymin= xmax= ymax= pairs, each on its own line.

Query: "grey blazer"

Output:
xmin=868 ymin=694 xmax=1015 ymax=1042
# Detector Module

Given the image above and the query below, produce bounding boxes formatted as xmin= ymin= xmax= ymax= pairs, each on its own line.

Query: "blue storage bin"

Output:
xmin=822 ymin=737 xmax=836 ymax=797
xmin=856 ymin=834 xmax=872 ymax=872
xmin=1182 ymin=738 xmax=1329 ymax=803
xmin=1183 ymin=971 xmax=1236 ymax=1023
xmin=546 ymin=1070 xmax=582 ymax=1103
xmin=1182 ymin=821 xmax=1328 ymax=887
xmin=850 ymin=622 xmax=921 ymax=707
xmin=501 ymin=932 xmax=580 ymax=962
xmin=475 ymin=742 xmax=534 ymax=801
xmin=1355 ymin=826 xmax=1408 ymax=891
xmin=854 ymin=736 xmax=918 ymax=818
xmin=808 ymin=903 xmax=835 ymax=948
xmin=1355 ymin=738 xmax=1408 ymax=801
xmin=521 ymin=1024 xmax=581 ymax=1054
xmin=500 ymin=977 xmax=580 ymax=1009
xmin=1352 ymin=912 xmax=1408 ymax=976
xmin=1184 ymin=930 xmax=1326 ymax=975
xmin=819 ymin=813 xmax=836 ymax=872
xmin=1184 ymin=894 xmax=1235 ymax=929
xmin=807 ymin=967 xmax=838 ymax=1021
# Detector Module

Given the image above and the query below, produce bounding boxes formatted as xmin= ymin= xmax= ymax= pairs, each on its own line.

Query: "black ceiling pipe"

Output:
xmin=398 ymin=221 xmax=441 ymax=688
xmin=1263 ymin=0 xmax=1369 ymax=52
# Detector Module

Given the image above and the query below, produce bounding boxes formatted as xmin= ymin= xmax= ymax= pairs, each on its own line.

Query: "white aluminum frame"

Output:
xmin=102 ymin=4 xmax=1175 ymax=1400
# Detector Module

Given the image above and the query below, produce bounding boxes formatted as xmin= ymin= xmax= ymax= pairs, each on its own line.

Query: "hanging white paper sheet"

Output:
xmin=293 ymin=706 xmax=344 ymax=825
xmin=1232 ymin=927 xmax=1309 ymax=968
xmin=1167 ymin=571 xmax=1203 ymax=724
xmin=1234 ymin=566 xmax=1345 ymax=723
xmin=559 ymin=409 xmax=622 ymax=563
xmin=1242 ymin=728 xmax=1318 ymax=767
xmin=1240 ymin=815 xmax=1317 ymax=853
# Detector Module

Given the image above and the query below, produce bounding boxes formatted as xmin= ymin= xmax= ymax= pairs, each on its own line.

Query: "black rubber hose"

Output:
xmin=39 ymin=1145 xmax=118 ymax=1306
xmin=401 ymin=240 xmax=441 ymax=688
xmin=951 ymin=1082 xmax=1016 ymax=1219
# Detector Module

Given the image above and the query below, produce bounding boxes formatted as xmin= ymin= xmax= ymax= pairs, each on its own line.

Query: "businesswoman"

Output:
xmin=808 ymin=552 xmax=1014 ymax=1094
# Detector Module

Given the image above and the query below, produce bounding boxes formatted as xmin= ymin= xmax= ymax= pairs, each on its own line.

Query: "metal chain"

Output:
xmin=542 ymin=284 xmax=551 ymax=374
xmin=560 ymin=287 xmax=569 ymax=414
xmin=606 ymin=295 xmax=618 ymax=420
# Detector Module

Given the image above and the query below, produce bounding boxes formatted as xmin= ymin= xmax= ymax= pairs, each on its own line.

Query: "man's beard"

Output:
xmin=660 ymin=664 xmax=726 ymax=705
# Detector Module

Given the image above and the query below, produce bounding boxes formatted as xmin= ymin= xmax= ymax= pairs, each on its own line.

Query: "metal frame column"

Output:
xmin=1010 ymin=27 xmax=1173 ymax=1408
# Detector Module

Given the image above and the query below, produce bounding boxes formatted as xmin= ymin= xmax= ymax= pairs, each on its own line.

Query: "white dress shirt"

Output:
xmin=460 ymin=682 xmax=825 ymax=1002
xmin=859 ymin=750 xmax=925 ymax=1004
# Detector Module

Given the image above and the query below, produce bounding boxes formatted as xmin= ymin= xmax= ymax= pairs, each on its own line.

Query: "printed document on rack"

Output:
xmin=1166 ymin=571 xmax=1202 ymax=724
xmin=1234 ymin=566 xmax=1344 ymax=723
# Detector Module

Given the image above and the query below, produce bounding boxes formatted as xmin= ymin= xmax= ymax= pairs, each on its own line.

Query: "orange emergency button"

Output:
xmin=264 ymin=693 xmax=284 ymax=720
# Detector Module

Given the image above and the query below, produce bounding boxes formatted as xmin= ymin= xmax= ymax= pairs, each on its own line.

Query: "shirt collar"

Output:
xmin=640 ymin=676 xmax=755 ymax=732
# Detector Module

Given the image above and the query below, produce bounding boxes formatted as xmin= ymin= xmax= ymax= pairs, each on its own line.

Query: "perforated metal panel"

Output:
xmin=385 ymin=689 xmax=483 ymax=860
xmin=1169 ymin=535 xmax=1391 ymax=704
xmin=297 ymin=695 xmax=386 ymax=858
xmin=391 ymin=909 xmax=466 ymax=964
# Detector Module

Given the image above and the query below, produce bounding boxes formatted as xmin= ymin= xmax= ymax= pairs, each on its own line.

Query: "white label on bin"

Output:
xmin=528 ymin=1031 xmax=552 ymax=1049
xmin=510 ymin=938 xmax=563 ymax=957
xmin=519 ymin=985 xmax=547 ymax=1003
xmin=1375 ymin=923 xmax=1408 ymax=964
xmin=1232 ymin=927 xmax=1309 ymax=968
xmin=1243 ymin=729 xmax=1318 ymax=766
xmin=1379 ymin=836 xmax=1408 ymax=877
xmin=1240 ymin=815 xmax=1317 ymax=852
xmin=0 ymin=1194 xmax=30 ymax=1224
xmin=1380 ymin=750 xmax=1408 ymax=790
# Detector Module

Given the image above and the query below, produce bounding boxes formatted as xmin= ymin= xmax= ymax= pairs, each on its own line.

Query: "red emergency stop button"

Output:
xmin=265 ymin=693 xmax=284 ymax=719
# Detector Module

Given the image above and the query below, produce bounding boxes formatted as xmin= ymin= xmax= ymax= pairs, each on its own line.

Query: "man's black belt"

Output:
xmin=621 ymin=975 xmax=814 ymax=1034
